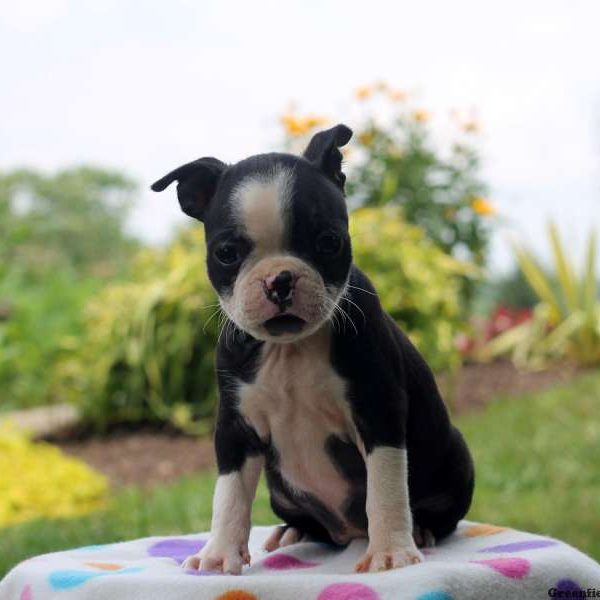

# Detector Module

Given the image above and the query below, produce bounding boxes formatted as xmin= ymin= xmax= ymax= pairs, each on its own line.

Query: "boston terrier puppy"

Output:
xmin=151 ymin=124 xmax=474 ymax=574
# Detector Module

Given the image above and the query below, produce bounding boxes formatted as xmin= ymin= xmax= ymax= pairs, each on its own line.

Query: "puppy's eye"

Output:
xmin=316 ymin=231 xmax=342 ymax=256
xmin=214 ymin=243 xmax=240 ymax=266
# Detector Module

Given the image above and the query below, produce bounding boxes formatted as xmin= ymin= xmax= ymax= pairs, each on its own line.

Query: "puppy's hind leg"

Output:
xmin=263 ymin=525 xmax=304 ymax=552
xmin=412 ymin=427 xmax=475 ymax=543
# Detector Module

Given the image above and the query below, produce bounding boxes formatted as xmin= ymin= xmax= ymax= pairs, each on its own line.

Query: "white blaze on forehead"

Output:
xmin=233 ymin=166 xmax=294 ymax=253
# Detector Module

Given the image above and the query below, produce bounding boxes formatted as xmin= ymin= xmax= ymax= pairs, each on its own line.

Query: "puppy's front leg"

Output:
xmin=355 ymin=447 xmax=423 ymax=572
xmin=183 ymin=454 xmax=263 ymax=574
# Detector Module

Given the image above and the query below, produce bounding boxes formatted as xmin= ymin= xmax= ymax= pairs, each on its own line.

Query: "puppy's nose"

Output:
xmin=263 ymin=270 xmax=294 ymax=310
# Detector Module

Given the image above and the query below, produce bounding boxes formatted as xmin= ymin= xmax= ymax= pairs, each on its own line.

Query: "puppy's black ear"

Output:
xmin=303 ymin=124 xmax=352 ymax=191
xmin=151 ymin=157 xmax=226 ymax=222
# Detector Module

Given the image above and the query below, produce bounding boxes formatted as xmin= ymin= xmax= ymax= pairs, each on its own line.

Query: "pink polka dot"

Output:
xmin=20 ymin=585 xmax=33 ymax=600
xmin=471 ymin=557 xmax=530 ymax=579
xmin=263 ymin=553 xmax=319 ymax=570
xmin=317 ymin=582 xmax=380 ymax=600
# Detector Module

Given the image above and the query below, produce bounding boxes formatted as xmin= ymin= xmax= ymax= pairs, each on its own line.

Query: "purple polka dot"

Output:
xmin=147 ymin=538 xmax=207 ymax=564
xmin=317 ymin=582 xmax=380 ymax=600
xmin=479 ymin=539 xmax=557 ymax=553
xmin=263 ymin=553 xmax=319 ymax=570
xmin=556 ymin=579 xmax=583 ymax=593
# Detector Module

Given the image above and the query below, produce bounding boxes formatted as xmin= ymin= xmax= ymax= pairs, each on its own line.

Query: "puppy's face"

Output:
xmin=152 ymin=125 xmax=353 ymax=343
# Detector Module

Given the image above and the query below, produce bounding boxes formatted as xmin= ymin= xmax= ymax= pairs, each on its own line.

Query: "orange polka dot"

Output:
xmin=84 ymin=562 xmax=123 ymax=570
xmin=215 ymin=591 xmax=258 ymax=600
xmin=464 ymin=524 xmax=508 ymax=537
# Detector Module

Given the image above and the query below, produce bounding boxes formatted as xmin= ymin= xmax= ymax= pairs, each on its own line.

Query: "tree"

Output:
xmin=0 ymin=166 xmax=138 ymax=275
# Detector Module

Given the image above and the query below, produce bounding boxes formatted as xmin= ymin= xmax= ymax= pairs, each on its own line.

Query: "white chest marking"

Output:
xmin=238 ymin=328 xmax=360 ymax=510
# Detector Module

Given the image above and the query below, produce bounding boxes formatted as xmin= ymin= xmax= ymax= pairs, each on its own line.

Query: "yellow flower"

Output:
xmin=0 ymin=422 xmax=108 ymax=527
xmin=355 ymin=85 xmax=374 ymax=101
xmin=358 ymin=130 xmax=375 ymax=146
xmin=280 ymin=114 xmax=327 ymax=137
xmin=412 ymin=110 xmax=431 ymax=123
xmin=471 ymin=196 xmax=496 ymax=216
xmin=463 ymin=119 xmax=480 ymax=134
xmin=389 ymin=89 xmax=408 ymax=102
xmin=304 ymin=115 xmax=328 ymax=128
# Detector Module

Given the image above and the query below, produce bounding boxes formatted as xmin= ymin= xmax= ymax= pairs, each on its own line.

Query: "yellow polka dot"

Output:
xmin=215 ymin=591 xmax=258 ymax=600
xmin=85 ymin=562 xmax=123 ymax=570
xmin=464 ymin=524 xmax=508 ymax=537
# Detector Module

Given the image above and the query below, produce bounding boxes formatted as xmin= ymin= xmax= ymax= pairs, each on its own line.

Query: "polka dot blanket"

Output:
xmin=2 ymin=521 xmax=599 ymax=599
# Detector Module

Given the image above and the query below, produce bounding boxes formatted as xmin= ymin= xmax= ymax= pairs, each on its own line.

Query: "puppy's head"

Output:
xmin=152 ymin=125 xmax=352 ymax=343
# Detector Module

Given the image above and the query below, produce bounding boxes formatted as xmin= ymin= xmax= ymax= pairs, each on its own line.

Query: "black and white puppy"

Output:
xmin=152 ymin=124 xmax=474 ymax=574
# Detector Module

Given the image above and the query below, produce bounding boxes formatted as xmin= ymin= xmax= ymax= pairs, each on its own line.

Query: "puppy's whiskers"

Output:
xmin=346 ymin=284 xmax=378 ymax=298
xmin=324 ymin=295 xmax=358 ymax=336
xmin=342 ymin=294 xmax=367 ymax=326
xmin=203 ymin=306 xmax=226 ymax=333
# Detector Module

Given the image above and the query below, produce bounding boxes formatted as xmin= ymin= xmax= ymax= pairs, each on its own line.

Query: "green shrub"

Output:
xmin=58 ymin=209 xmax=474 ymax=429
xmin=471 ymin=267 xmax=541 ymax=317
xmin=479 ymin=222 xmax=600 ymax=367
xmin=56 ymin=230 xmax=219 ymax=432
xmin=0 ymin=166 xmax=139 ymax=411
xmin=0 ymin=267 xmax=101 ymax=411
xmin=351 ymin=206 xmax=476 ymax=372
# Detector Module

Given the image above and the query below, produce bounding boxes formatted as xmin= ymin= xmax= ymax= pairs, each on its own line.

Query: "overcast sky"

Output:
xmin=1 ymin=0 xmax=599 ymax=271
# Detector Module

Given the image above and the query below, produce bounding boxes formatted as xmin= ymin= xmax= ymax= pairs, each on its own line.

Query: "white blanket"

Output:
xmin=2 ymin=521 xmax=599 ymax=599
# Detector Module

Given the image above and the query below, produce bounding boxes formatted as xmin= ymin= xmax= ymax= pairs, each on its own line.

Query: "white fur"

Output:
xmin=237 ymin=328 xmax=363 ymax=543
xmin=183 ymin=455 xmax=263 ymax=573
xmin=355 ymin=447 xmax=423 ymax=572
xmin=365 ymin=447 xmax=413 ymax=545
xmin=233 ymin=166 xmax=294 ymax=254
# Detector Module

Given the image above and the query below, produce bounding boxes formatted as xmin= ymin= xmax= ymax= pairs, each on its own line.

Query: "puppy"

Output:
xmin=152 ymin=124 xmax=474 ymax=574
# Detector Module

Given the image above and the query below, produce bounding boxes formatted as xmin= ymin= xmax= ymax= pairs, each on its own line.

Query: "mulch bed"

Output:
xmin=50 ymin=361 xmax=579 ymax=488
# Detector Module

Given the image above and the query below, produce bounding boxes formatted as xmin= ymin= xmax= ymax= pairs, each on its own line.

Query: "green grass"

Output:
xmin=1 ymin=370 xmax=599 ymax=577
xmin=460 ymin=369 xmax=600 ymax=558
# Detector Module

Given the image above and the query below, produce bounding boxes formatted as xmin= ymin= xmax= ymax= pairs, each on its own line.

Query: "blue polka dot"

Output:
xmin=417 ymin=592 xmax=454 ymax=600
xmin=48 ymin=567 xmax=143 ymax=590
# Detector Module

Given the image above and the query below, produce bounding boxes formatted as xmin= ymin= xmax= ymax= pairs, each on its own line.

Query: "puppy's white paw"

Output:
xmin=183 ymin=540 xmax=250 ymax=575
xmin=354 ymin=544 xmax=424 ymax=572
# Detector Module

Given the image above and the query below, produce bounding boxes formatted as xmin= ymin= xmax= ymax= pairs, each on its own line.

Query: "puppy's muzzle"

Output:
xmin=263 ymin=270 xmax=295 ymax=312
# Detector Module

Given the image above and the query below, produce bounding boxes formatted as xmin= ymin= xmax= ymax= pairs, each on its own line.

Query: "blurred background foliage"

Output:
xmin=56 ymin=230 xmax=220 ymax=432
xmin=0 ymin=167 xmax=138 ymax=411
xmin=479 ymin=223 xmax=599 ymax=367
xmin=1 ymin=84 xmax=598 ymax=433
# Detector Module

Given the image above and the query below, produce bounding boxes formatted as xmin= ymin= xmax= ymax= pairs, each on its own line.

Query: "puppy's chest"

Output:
xmin=238 ymin=333 xmax=360 ymax=501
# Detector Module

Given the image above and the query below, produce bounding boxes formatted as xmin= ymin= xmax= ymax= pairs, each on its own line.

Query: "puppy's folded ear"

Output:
xmin=151 ymin=157 xmax=226 ymax=222
xmin=303 ymin=124 xmax=352 ymax=192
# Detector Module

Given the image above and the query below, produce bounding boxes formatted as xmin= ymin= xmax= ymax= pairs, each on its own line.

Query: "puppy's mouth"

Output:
xmin=263 ymin=314 xmax=306 ymax=336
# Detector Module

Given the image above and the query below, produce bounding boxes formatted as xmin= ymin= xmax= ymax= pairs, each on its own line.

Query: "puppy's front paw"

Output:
xmin=183 ymin=540 xmax=250 ymax=575
xmin=354 ymin=544 xmax=423 ymax=573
